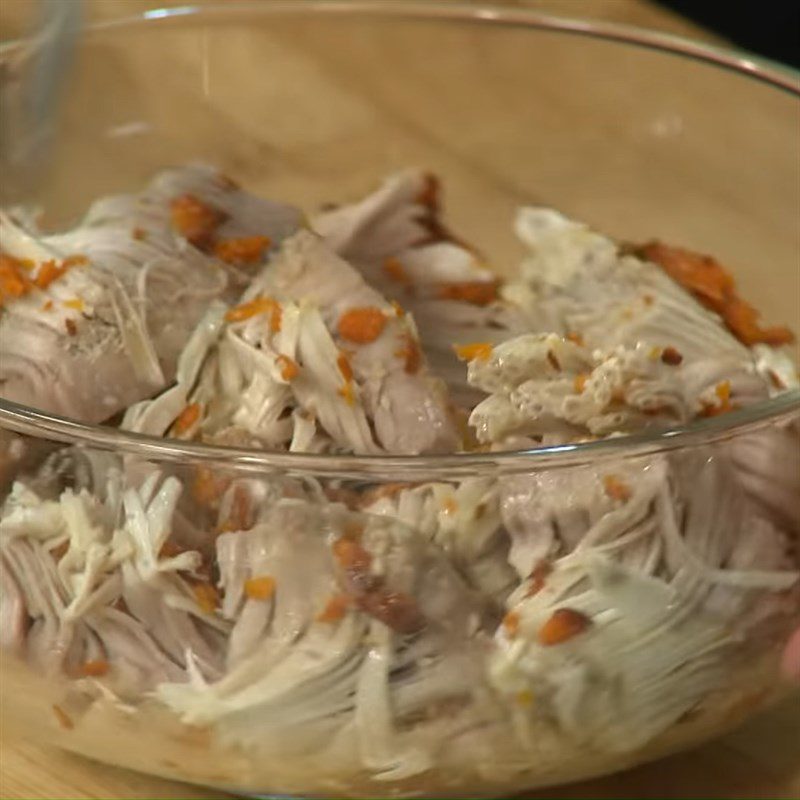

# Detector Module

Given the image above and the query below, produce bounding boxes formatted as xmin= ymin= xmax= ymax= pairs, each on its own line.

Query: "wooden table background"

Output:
xmin=0 ymin=1 xmax=798 ymax=798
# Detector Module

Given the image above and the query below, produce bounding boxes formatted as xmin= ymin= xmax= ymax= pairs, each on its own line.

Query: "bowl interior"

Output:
xmin=0 ymin=2 xmax=798 ymax=471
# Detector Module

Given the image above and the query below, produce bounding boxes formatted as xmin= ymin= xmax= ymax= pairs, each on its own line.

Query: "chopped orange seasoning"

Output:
xmin=225 ymin=296 xmax=278 ymax=324
xmin=603 ymin=474 xmax=632 ymax=502
xmin=525 ymin=560 xmax=553 ymax=598
xmin=436 ymin=280 xmax=498 ymax=306
xmin=547 ymin=350 xmax=561 ymax=371
xmin=34 ymin=259 xmax=66 ymax=289
xmin=503 ymin=611 xmax=520 ymax=638
xmin=390 ymin=300 xmax=406 ymax=317
xmin=276 ymin=354 xmax=299 ymax=381
xmin=51 ymin=540 xmax=69 ymax=561
xmin=63 ymin=298 xmax=85 ymax=312
xmin=80 ymin=659 xmax=110 ymax=678
xmin=338 ymin=382 xmax=356 ymax=406
xmin=193 ymin=582 xmax=219 ymax=614
xmin=270 ymin=302 xmax=283 ymax=333
xmin=333 ymin=536 xmax=372 ymax=572
xmin=637 ymin=242 xmax=794 ymax=346
xmin=768 ymin=370 xmax=785 ymax=391
xmin=416 ymin=172 xmax=440 ymax=210
xmin=159 ymin=540 xmax=184 ymax=559
xmin=394 ymin=332 xmax=422 ymax=374
xmin=173 ymin=402 xmax=201 ymax=434
xmin=192 ymin=467 xmax=230 ymax=508
xmin=62 ymin=255 xmax=88 ymax=269
xmin=214 ymin=235 xmax=271 ymax=266
xmin=42 ymin=300 xmax=54 ymax=312
xmin=383 ymin=257 xmax=413 ymax=287
xmin=0 ymin=254 xmax=32 ymax=302
xmin=338 ymin=307 xmax=387 ymax=344
xmin=701 ymin=380 xmax=734 ymax=417
xmin=52 ymin=704 xmax=74 ymax=730
xmin=537 ymin=608 xmax=592 ymax=646
xmin=566 ymin=332 xmax=585 ymax=346
xmin=661 ymin=346 xmax=683 ymax=366
xmin=316 ymin=594 xmax=351 ymax=623
xmin=360 ymin=590 xmax=424 ymax=635
xmin=454 ymin=342 xmax=492 ymax=362
xmin=170 ymin=194 xmax=226 ymax=250
xmin=574 ymin=373 xmax=588 ymax=394
xmin=218 ymin=485 xmax=252 ymax=533
xmin=337 ymin=351 xmax=354 ymax=383
xmin=65 ymin=319 xmax=78 ymax=336
xmin=442 ymin=497 xmax=458 ymax=515
xmin=244 ymin=575 xmax=276 ymax=601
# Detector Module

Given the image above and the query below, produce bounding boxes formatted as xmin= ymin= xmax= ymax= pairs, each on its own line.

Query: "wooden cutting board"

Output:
xmin=0 ymin=1 xmax=798 ymax=798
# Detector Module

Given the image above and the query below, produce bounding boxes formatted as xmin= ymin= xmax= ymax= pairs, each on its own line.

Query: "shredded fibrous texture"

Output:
xmin=0 ymin=166 xmax=798 ymax=796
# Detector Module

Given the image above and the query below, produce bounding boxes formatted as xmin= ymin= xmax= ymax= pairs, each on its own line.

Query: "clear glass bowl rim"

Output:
xmin=0 ymin=0 xmax=798 ymax=478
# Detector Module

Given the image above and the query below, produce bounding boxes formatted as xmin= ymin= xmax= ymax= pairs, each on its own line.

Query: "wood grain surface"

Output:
xmin=0 ymin=1 xmax=798 ymax=798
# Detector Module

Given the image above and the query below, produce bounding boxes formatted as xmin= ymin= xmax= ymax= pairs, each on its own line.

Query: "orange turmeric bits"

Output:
xmin=192 ymin=582 xmax=220 ymax=614
xmin=62 ymin=254 xmax=88 ymax=269
xmin=213 ymin=235 xmax=271 ymax=266
xmin=173 ymin=402 xmax=201 ymax=434
xmin=225 ymin=296 xmax=279 ymax=324
xmin=390 ymin=300 xmax=406 ymax=318
xmin=566 ymin=331 xmax=585 ymax=346
xmin=276 ymin=354 xmax=299 ymax=381
xmin=524 ymin=560 xmax=553 ymax=598
xmin=453 ymin=342 xmax=492 ymax=362
xmin=218 ymin=485 xmax=252 ymax=533
xmin=244 ymin=575 xmax=276 ymax=601
xmin=316 ymin=594 xmax=351 ymax=623
xmin=79 ymin=659 xmax=110 ymax=678
xmin=192 ymin=467 xmax=230 ymax=509
xmin=170 ymin=193 xmax=227 ymax=250
xmin=158 ymin=540 xmax=184 ymax=559
xmin=701 ymin=380 xmax=734 ymax=417
xmin=338 ymin=382 xmax=356 ymax=406
xmin=63 ymin=298 xmax=85 ymax=312
xmin=435 ymin=280 xmax=498 ymax=306
xmin=547 ymin=350 xmax=561 ymax=371
xmin=603 ymin=474 xmax=632 ymax=502
xmin=636 ymin=241 xmax=794 ymax=347
xmin=537 ymin=608 xmax=592 ymax=646
xmin=33 ymin=259 xmax=66 ymax=290
xmin=573 ymin=373 xmax=588 ymax=394
xmin=0 ymin=254 xmax=32 ymax=303
xmin=52 ymin=704 xmax=74 ymax=730
xmin=394 ymin=332 xmax=422 ymax=374
xmin=268 ymin=301 xmax=282 ymax=332
xmin=337 ymin=351 xmax=354 ymax=383
xmin=660 ymin=346 xmax=683 ymax=366
xmin=337 ymin=306 xmax=387 ymax=344
xmin=383 ymin=257 xmax=413 ymax=288
xmin=503 ymin=611 xmax=521 ymax=638
xmin=332 ymin=536 xmax=372 ymax=572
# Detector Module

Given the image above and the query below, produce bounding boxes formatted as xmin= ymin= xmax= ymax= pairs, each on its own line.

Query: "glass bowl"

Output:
xmin=0 ymin=3 xmax=798 ymax=798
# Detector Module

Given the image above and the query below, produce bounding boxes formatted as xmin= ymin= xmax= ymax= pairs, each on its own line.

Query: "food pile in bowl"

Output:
xmin=0 ymin=164 xmax=798 ymax=798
